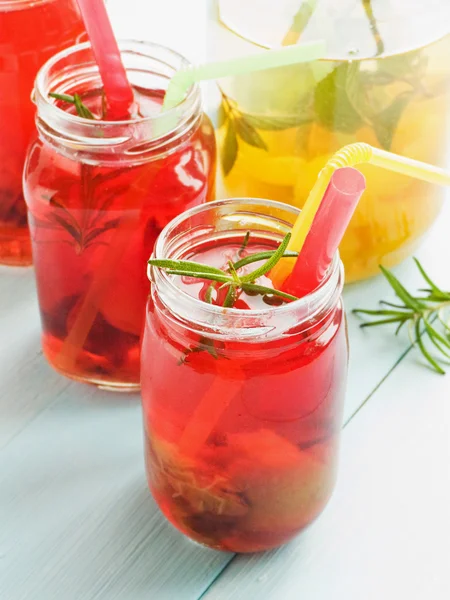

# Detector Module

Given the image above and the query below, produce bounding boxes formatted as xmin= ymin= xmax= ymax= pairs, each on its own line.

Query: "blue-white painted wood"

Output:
xmin=0 ymin=386 xmax=232 ymax=600
xmin=0 ymin=267 xmax=72 ymax=451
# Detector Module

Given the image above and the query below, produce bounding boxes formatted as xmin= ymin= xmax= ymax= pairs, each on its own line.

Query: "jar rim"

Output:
xmin=33 ymin=39 xmax=203 ymax=162
xmin=34 ymin=39 xmax=200 ymax=127
xmin=217 ymin=0 xmax=450 ymax=60
xmin=150 ymin=198 xmax=344 ymax=337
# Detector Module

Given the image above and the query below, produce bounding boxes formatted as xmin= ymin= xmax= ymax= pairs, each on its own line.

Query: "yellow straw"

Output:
xmin=271 ymin=143 xmax=450 ymax=286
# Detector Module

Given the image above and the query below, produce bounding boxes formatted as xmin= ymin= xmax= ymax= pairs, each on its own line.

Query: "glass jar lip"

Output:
xmin=34 ymin=39 xmax=199 ymax=127
xmin=218 ymin=0 xmax=450 ymax=61
xmin=151 ymin=197 xmax=343 ymax=322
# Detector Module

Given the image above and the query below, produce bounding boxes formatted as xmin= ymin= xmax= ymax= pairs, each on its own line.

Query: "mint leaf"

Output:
xmin=314 ymin=64 xmax=364 ymax=134
xmin=235 ymin=117 xmax=268 ymax=150
xmin=217 ymin=103 xmax=227 ymax=128
xmin=377 ymin=50 xmax=427 ymax=90
xmin=373 ymin=92 xmax=412 ymax=150
xmin=221 ymin=119 xmax=238 ymax=176
xmin=239 ymin=110 xmax=313 ymax=131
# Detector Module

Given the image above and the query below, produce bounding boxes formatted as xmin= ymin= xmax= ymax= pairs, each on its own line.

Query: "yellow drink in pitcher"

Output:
xmin=216 ymin=0 xmax=450 ymax=281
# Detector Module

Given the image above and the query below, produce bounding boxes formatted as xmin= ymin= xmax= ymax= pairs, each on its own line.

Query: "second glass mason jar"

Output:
xmin=214 ymin=0 xmax=450 ymax=282
xmin=142 ymin=198 xmax=348 ymax=553
xmin=0 ymin=0 xmax=86 ymax=266
xmin=23 ymin=41 xmax=216 ymax=390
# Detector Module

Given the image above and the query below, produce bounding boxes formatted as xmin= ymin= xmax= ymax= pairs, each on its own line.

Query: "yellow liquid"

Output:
xmin=217 ymin=5 xmax=450 ymax=281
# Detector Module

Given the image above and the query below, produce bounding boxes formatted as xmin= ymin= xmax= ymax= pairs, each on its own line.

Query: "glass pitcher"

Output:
xmin=213 ymin=0 xmax=450 ymax=282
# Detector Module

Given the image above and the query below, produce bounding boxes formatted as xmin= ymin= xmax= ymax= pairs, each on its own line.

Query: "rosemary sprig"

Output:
xmin=238 ymin=230 xmax=251 ymax=256
xmin=233 ymin=249 xmax=298 ymax=270
xmin=353 ymin=259 xmax=450 ymax=374
xmin=148 ymin=232 xmax=299 ymax=309
xmin=49 ymin=92 xmax=95 ymax=120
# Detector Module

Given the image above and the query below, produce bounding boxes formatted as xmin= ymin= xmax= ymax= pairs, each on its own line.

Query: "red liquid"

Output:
xmin=142 ymin=237 xmax=348 ymax=552
xmin=24 ymin=88 xmax=216 ymax=389
xmin=0 ymin=0 xmax=85 ymax=265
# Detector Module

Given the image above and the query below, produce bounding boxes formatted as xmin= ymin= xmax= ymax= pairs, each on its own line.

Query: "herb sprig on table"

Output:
xmin=148 ymin=232 xmax=299 ymax=309
xmin=354 ymin=260 xmax=450 ymax=374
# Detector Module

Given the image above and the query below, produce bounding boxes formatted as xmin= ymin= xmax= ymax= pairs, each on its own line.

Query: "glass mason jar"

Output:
xmin=214 ymin=0 xmax=450 ymax=282
xmin=23 ymin=41 xmax=216 ymax=391
xmin=0 ymin=0 xmax=86 ymax=266
xmin=142 ymin=198 xmax=348 ymax=553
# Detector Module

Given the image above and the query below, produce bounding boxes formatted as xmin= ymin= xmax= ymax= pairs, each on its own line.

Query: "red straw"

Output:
xmin=283 ymin=167 xmax=366 ymax=297
xmin=76 ymin=0 xmax=134 ymax=119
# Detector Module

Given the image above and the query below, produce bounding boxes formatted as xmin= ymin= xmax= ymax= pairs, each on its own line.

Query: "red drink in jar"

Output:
xmin=142 ymin=199 xmax=348 ymax=552
xmin=23 ymin=42 xmax=216 ymax=390
xmin=0 ymin=0 xmax=85 ymax=265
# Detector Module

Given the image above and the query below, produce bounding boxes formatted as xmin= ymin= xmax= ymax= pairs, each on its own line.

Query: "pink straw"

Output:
xmin=283 ymin=167 xmax=366 ymax=297
xmin=76 ymin=0 xmax=134 ymax=119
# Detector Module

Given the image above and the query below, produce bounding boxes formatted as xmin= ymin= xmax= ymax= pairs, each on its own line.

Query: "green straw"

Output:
xmin=162 ymin=40 xmax=326 ymax=110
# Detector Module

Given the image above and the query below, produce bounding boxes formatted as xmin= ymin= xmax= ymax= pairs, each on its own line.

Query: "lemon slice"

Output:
xmin=237 ymin=141 xmax=305 ymax=187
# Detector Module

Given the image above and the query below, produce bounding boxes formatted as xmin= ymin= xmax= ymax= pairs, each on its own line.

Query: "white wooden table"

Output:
xmin=1 ymin=2 xmax=450 ymax=598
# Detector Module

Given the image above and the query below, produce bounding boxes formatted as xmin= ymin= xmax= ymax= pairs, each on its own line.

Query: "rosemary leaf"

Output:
xmin=413 ymin=257 xmax=450 ymax=301
xmin=379 ymin=265 xmax=426 ymax=311
xmin=423 ymin=317 xmax=450 ymax=351
xmin=241 ymin=283 xmax=298 ymax=303
xmin=238 ymin=231 xmax=251 ymax=257
xmin=49 ymin=92 xmax=76 ymax=103
xmin=204 ymin=284 xmax=215 ymax=304
xmin=200 ymin=336 xmax=218 ymax=359
xmin=380 ymin=300 xmax=413 ymax=310
xmin=49 ymin=91 xmax=95 ymax=120
xmin=438 ymin=311 xmax=450 ymax=332
xmin=415 ymin=320 xmax=445 ymax=375
xmin=240 ymin=233 xmax=291 ymax=283
xmin=165 ymin=270 xmax=231 ymax=284
xmin=359 ymin=317 xmax=408 ymax=328
xmin=227 ymin=260 xmax=240 ymax=283
xmin=395 ymin=320 xmax=408 ymax=335
xmin=233 ymin=250 xmax=298 ymax=271
xmin=149 ymin=259 xmax=226 ymax=276
xmin=223 ymin=285 xmax=237 ymax=308
xmin=426 ymin=329 xmax=450 ymax=360
xmin=353 ymin=308 xmax=412 ymax=318
xmin=150 ymin=233 xmax=299 ymax=315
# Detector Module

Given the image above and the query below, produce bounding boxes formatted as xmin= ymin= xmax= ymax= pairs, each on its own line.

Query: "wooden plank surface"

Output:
xmin=2 ymin=214 xmax=448 ymax=600
xmin=0 ymin=381 xmax=233 ymax=600
xmin=0 ymin=268 xmax=71 ymax=450
xmin=200 ymin=344 xmax=450 ymax=600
